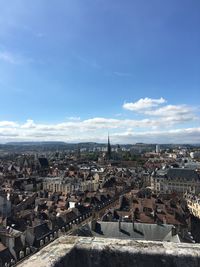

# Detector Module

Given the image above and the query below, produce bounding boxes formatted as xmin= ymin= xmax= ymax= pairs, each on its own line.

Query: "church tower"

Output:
xmin=107 ymin=134 xmax=112 ymax=160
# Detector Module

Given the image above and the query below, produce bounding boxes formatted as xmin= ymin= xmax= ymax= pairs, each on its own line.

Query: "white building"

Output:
xmin=190 ymin=151 xmax=200 ymax=159
xmin=156 ymin=144 xmax=160 ymax=153
xmin=43 ymin=177 xmax=99 ymax=194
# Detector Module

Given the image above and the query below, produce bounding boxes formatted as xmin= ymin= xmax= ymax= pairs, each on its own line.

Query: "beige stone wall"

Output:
xmin=18 ymin=236 xmax=200 ymax=267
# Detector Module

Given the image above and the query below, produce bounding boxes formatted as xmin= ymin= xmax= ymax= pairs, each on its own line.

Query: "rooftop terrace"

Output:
xmin=18 ymin=235 xmax=200 ymax=267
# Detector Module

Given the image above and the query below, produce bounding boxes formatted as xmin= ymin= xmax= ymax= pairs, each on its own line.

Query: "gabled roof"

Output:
xmin=65 ymin=210 xmax=78 ymax=223
xmin=34 ymin=223 xmax=51 ymax=240
xmin=86 ymin=221 xmax=180 ymax=242
xmin=54 ymin=217 xmax=65 ymax=229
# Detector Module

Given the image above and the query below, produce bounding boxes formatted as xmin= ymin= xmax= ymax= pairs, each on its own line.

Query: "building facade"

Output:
xmin=185 ymin=192 xmax=200 ymax=219
xmin=151 ymin=168 xmax=200 ymax=195
xmin=43 ymin=177 xmax=99 ymax=194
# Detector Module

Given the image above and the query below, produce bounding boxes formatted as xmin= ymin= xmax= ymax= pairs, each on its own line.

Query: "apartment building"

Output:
xmin=151 ymin=168 xmax=200 ymax=195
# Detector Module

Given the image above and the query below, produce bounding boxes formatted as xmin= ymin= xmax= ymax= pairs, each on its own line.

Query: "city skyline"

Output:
xmin=0 ymin=1 xmax=200 ymax=143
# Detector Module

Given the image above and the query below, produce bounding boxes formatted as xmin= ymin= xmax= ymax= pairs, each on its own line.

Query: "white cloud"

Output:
xmin=0 ymin=121 xmax=19 ymax=127
xmin=0 ymin=117 xmax=198 ymax=144
xmin=0 ymin=51 xmax=18 ymax=64
xmin=67 ymin=116 xmax=81 ymax=121
xmin=21 ymin=119 xmax=36 ymax=129
xmin=144 ymin=104 xmax=192 ymax=117
xmin=123 ymin=98 xmax=198 ymax=126
xmin=0 ymin=98 xmax=199 ymax=144
xmin=0 ymin=50 xmax=35 ymax=65
xmin=144 ymin=104 xmax=197 ymax=125
xmin=112 ymin=128 xmax=200 ymax=144
xmin=123 ymin=97 xmax=166 ymax=111
xmin=0 ymin=120 xmax=200 ymax=144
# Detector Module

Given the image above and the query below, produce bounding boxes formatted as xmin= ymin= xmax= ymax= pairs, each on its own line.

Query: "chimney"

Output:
xmin=47 ymin=220 xmax=53 ymax=230
xmin=132 ymin=210 xmax=134 ymax=231
xmin=163 ymin=216 xmax=167 ymax=224
xmin=91 ymin=219 xmax=97 ymax=232
xmin=119 ymin=217 xmax=121 ymax=231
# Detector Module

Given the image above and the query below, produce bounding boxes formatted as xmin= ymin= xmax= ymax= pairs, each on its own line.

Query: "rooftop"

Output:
xmin=77 ymin=221 xmax=180 ymax=242
xmin=18 ymin=236 xmax=200 ymax=267
xmin=167 ymin=168 xmax=200 ymax=180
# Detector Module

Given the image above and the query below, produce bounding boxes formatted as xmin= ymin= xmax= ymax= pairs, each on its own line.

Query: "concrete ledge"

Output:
xmin=18 ymin=236 xmax=200 ymax=267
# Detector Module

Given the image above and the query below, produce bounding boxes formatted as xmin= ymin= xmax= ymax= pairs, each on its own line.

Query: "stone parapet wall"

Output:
xmin=18 ymin=236 xmax=200 ymax=267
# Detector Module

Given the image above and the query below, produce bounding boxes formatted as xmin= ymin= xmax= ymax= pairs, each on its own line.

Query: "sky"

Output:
xmin=0 ymin=0 xmax=200 ymax=144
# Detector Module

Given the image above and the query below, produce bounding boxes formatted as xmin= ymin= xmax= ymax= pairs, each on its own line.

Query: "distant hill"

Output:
xmin=6 ymin=141 xmax=67 ymax=146
xmin=0 ymin=141 xmax=108 ymax=153
xmin=0 ymin=142 xmax=199 ymax=154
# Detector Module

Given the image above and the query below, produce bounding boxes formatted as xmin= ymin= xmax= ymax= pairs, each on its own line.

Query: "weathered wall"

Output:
xmin=55 ymin=241 xmax=200 ymax=267
xmin=18 ymin=236 xmax=200 ymax=267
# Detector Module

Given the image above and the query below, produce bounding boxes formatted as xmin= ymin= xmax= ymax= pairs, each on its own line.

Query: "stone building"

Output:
xmin=43 ymin=177 xmax=99 ymax=194
xmin=151 ymin=168 xmax=200 ymax=194
xmin=185 ymin=192 xmax=200 ymax=219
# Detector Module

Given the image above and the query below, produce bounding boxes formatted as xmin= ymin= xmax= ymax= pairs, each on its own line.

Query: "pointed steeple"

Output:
xmin=107 ymin=133 xmax=111 ymax=160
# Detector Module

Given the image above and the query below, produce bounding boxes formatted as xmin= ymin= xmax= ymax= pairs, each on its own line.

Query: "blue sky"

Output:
xmin=0 ymin=0 xmax=200 ymax=143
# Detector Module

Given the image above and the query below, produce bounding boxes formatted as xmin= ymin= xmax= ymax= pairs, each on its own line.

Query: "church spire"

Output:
xmin=107 ymin=133 xmax=111 ymax=160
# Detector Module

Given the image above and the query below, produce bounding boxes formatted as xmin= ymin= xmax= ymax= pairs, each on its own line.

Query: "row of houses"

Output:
xmin=0 ymin=210 xmax=93 ymax=267
xmin=43 ymin=176 xmax=100 ymax=194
